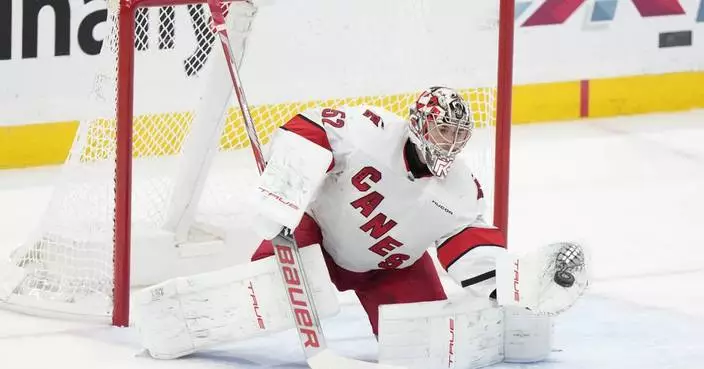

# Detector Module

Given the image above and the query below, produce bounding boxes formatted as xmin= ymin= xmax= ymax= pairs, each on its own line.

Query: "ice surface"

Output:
xmin=2 ymin=110 xmax=704 ymax=368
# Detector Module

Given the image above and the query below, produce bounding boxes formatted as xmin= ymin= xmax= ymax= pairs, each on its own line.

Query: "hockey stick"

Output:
xmin=205 ymin=2 xmax=403 ymax=368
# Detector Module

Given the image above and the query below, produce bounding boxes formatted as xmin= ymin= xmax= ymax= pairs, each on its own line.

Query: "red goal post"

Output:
xmin=0 ymin=0 xmax=514 ymax=327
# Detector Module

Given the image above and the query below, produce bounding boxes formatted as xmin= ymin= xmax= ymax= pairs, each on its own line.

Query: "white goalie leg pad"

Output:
xmin=133 ymin=244 xmax=340 ymax=359
xmin=378 ymin=295 xmax=504 ymax=369
xmin=503 ymin=306 xmax=552 ymax=363
xmin=378 ymin=296 xmax=554 ymax=369
xmin=251 ymin=129 xmax=333 ymax=240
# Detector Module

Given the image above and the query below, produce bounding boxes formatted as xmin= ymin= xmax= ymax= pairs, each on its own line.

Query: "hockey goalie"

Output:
xmin=133 ymin=86 xmax=589 ymax=369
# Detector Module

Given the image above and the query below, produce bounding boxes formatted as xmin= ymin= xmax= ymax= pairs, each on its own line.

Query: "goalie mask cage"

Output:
xmin=0 ymin=0 xmax=514 ymax=326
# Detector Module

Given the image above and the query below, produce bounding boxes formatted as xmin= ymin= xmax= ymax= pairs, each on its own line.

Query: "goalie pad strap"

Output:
xmin=460 ymin=270 xmax=496 ymax=287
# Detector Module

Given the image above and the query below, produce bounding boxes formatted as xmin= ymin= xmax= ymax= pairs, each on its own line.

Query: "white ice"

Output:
xmin=1 ymin=110 xmax=703 ymax=368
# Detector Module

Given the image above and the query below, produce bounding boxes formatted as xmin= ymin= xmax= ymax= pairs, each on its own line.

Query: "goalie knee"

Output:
xmin=251 ymin=214 xmax=324 ymax=262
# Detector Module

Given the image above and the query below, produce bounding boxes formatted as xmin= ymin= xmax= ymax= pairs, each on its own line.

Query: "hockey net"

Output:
xmin=0 ymin=0 xmax=511 ymax=325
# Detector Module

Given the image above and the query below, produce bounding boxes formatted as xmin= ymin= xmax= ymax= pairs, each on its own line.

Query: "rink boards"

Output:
xmin=2 ymin=70 xmax=704 ymax=170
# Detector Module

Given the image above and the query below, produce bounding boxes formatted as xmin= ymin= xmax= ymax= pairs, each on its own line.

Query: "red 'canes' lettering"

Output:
xmin=349 ymin=167 xmax=410 ymax=269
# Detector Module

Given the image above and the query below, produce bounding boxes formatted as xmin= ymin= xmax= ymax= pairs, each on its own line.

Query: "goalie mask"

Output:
xmin=409 ymin=86 xmax=473 ymax=178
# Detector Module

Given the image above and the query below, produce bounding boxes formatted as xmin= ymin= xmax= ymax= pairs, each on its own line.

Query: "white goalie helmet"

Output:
xmin=409 ymin=86 xmax=474 ymax=177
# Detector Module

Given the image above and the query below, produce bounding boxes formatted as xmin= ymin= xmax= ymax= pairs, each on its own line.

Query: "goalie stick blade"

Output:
xmin=307 ymin=349 xmax=407 ymax=369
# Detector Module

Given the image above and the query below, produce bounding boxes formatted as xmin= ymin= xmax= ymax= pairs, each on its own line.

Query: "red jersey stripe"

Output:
xmin=437 ymin=227 xmax=506 ymax=269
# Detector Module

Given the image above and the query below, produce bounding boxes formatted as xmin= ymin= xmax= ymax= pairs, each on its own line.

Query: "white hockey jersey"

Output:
xmin=276 ymin=105 xmax=506 ymax=297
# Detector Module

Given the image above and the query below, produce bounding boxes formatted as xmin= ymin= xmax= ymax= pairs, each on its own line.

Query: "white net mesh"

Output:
xmin=0 ymin=0 xmax=500 ymax=320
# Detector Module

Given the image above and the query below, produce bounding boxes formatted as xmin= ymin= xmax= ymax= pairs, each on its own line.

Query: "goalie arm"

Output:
xmin=436 ymin=221 xmax=507 ymax=300
xmin=436 ymin=222 xmax=588 ymax=315
xmin=436 ymin=220 xmax=589 ymax=321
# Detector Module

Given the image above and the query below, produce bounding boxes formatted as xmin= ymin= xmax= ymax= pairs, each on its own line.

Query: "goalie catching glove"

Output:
xmin=496 ymin=241 xmax=589 ymax=316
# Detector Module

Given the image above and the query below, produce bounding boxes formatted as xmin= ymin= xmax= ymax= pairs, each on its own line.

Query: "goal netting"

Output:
xmin=0 ymin=0 xmax=510 ymax=325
